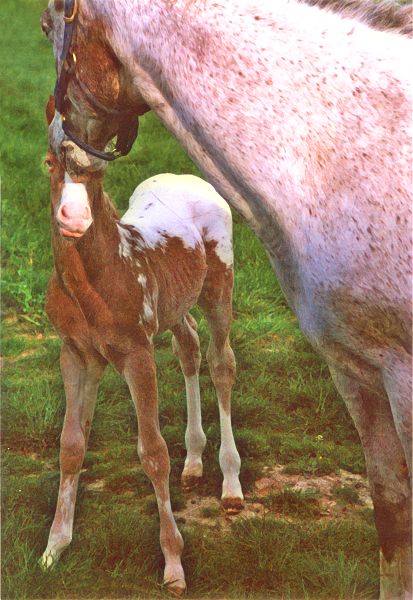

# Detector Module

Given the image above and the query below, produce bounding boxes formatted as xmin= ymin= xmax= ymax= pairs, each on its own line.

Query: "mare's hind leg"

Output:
xmin=199 ymin=264 xmax=243 ymax=513
xmin=40 ymin=343 xmax=105 ymax=569
xmin=171 ymin=315 xmax=207 ymax=489
xmin=329 ymin=365 xmax=412 ymax=600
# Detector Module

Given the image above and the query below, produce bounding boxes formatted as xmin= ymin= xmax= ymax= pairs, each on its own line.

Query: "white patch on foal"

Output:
xmin=218 ymin=405 xmax=243 ymax=502
xmin=183 ymin=374 xmax=206 ymax=478
xmin=142 ymin=297 xmax=154 ymax=322
xmin=137 ymin=273 xmax=147 ymax=287
xmin=121 ymin=174 xmax=233 ymax=266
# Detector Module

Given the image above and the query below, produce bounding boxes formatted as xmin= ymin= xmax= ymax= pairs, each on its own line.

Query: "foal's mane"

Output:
xmin=298 ymin=0 xmax=412 ymax=36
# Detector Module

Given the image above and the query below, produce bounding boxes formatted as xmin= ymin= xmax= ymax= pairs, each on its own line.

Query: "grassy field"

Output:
xmin=1 ymin=1 xmax=381 ymax=598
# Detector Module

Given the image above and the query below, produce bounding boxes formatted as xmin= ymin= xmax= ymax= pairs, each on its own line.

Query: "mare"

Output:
xmin=42 ymin=1 xmax=412 ymax=597
xmin=40 ymin=125 xmax=243 ymax=594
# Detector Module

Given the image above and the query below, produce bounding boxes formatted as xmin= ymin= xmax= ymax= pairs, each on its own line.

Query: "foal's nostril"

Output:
xmin=83 ymin=206 xmax=91 ymax=221
xmin=57 ymin=203 xmax=91 ymax=229
xmin=60 ymin=204 xmax=70 ymax=220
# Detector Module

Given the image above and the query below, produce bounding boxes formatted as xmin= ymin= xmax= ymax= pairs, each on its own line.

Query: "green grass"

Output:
xmin=260 ymin=488 xmax=321 ymax=518
xmin=0 ymin=0 xmax=381 ymax=598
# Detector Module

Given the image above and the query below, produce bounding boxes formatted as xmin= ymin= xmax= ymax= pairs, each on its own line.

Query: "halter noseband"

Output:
xmin=54 ymin=0 xmax=139 ymax=161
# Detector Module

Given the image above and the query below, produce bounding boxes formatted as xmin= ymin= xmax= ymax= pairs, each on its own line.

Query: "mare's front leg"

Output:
xmin=124 ymin=342 xmax=185 ymax=596
xmin=382 ymin=349 xmax=412 ymax=475
xmin=329 ymin=365 xmax=412 ymax=600
xmin=40 ymin=343 xmax=105 ymax=569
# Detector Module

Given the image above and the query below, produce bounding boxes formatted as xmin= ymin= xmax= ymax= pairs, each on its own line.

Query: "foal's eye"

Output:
xmin=44 ymin=158 xmax=54 ymax=171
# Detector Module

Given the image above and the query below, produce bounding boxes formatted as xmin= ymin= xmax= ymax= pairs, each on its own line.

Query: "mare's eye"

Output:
xmin=44 ymin=158 xmax=54 ymax=170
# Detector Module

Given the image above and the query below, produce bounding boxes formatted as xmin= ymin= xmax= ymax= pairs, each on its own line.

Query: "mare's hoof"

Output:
xmin=222 ymin=497 xmax=245 ymax=515
xmin=181 ymin=474 xmax=202 ymax=491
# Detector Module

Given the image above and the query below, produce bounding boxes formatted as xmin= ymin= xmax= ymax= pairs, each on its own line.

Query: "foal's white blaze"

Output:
xmin=60 ymin=182 xmax=89 ymax=210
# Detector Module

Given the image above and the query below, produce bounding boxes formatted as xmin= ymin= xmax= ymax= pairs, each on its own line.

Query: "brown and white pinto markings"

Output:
xmin=42 ymin=1 xmax=412 ymax=597
xmin=40 ymin=142 xmax=243 ymax=595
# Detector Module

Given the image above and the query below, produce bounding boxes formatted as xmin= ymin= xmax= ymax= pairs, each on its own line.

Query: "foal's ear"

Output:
xmin=46 ymin=95 xmax=56 ymax=125
xmin=44 ymin=151 xmax=58 ymax=173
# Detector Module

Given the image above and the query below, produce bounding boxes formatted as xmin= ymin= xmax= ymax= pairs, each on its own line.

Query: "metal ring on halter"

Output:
xmin=63 ymin=0 xmax=78 ymax=23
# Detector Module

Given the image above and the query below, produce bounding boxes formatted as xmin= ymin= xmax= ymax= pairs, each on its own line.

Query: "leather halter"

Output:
xmin=54 ymin=0 xmax=139 ymax=161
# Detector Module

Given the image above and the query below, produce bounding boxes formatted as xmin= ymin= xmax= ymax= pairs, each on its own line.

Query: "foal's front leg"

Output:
xmin=40 ymin=343 xmax=105 ymax=569
xmin=124 ymin=344 xmax=185 ymax=595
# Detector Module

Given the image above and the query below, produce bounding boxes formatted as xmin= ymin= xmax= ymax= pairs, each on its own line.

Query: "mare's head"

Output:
xmin=41 ymin=0 xmax=149 ymax=168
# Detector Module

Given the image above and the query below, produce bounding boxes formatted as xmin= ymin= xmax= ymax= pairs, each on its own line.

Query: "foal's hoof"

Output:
xmin=181 ymin=474 xmax=202 ymax=491
xmin=164 ymin=579 xmax=186 ymax=597
xmin=222 ymin=497 xmax=245 ymax=515
xmin=39 ymin=552 xmax=57 ymax=572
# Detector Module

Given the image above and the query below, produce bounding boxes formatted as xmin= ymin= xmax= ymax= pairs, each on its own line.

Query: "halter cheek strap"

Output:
xmin=54 ymin=0 xmax=77 ymax=114
xmin=62 ymin=115 xmax=139 ymax=161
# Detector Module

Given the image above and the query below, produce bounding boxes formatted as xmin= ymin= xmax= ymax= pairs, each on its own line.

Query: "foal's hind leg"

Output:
xmin=199 ymin=266 xmax=243 ymax=513
xmin=40 ymin=343 xmax=105 ymax=569
xmin=329 ymin=365 xmax=412 ymax=600
xmin=172 ymin=315 xmax=207 ymax=489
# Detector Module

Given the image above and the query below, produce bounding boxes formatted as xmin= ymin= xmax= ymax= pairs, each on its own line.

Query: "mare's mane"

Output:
xmin=298 ymin=0 xmax=412 ymax=36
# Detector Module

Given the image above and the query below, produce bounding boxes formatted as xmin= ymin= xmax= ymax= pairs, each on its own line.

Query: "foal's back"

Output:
xmin=122 ymin=173 xmax=233 ymax=267
xmin=116 ymin=174 xmax=233 ymax=333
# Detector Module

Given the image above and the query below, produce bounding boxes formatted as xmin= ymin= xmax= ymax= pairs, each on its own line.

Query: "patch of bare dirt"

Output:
xmin=253 ymin=464 xmax=372 ymax=515
xmin=60 ymin=463 xmax=372 ymax=530
xmin=174 ymin=464 xmax=372 ymax=529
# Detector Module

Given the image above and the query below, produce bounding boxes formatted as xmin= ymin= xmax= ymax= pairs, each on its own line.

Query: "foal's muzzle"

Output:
xmin=56 ymin=181 xmax=92 ymax=239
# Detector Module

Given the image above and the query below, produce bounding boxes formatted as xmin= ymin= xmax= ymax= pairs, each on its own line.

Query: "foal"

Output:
xmin=40 ymin=145 xmax=243 ymax=594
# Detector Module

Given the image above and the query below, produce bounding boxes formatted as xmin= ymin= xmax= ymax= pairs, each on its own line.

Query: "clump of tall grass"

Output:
xmin=262 ymin=488 xmax=321 ymax=517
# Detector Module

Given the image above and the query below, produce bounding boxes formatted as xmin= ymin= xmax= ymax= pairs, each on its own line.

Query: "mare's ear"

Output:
xmin=40 ymin=8 xmax=53 ymax=38
xmin=46 ymin=95 xmax=56 ymax=125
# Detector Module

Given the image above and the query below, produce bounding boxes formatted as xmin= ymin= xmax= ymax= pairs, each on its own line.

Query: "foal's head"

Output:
xmin=41 ymin=0 xmax=149 ymax=166
xmin=46 ymin=149 xmax=96 ymax=240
